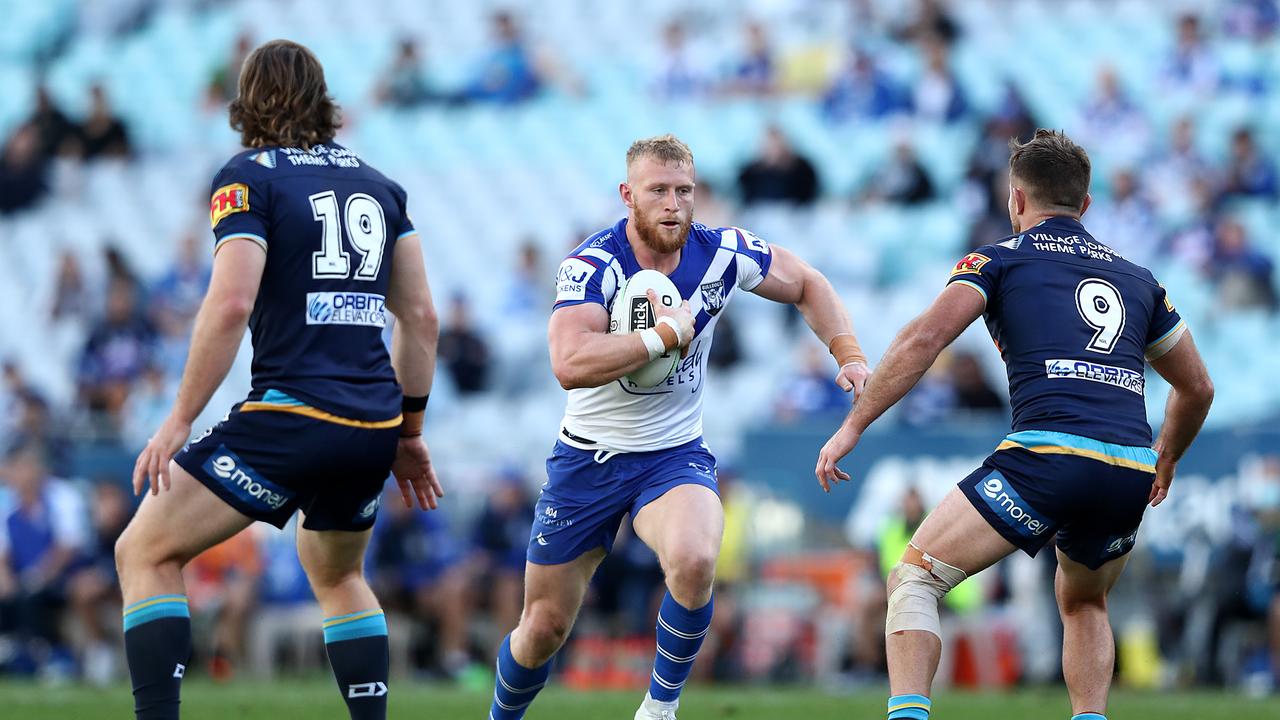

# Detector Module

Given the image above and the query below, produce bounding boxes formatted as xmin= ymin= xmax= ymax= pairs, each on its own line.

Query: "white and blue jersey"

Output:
xmin=528 ymin=219 xmax=772 ymax=565
xmin=552 ymin=218 xmax=772 ymax=453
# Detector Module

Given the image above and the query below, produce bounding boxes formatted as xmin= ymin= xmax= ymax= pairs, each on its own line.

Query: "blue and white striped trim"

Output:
xmin=949 ymin=278 xmax=988 ymax=302
xmin=322 ymin=609 xmax=387 ymax=643
xmin=494 ymin=666 xmax=545 ymax=694
xmin=492 ymin=694 xmax=535 ymax=712
xmin=656 ymin=613 xmax=710 ymax=640
xmin=651 ymin=669 xmax=685 ymax=691
xmin=1144 ymin=319 xmax=1187 ymax=361
xmin=655 ymin=643 xmax=699 ymax=663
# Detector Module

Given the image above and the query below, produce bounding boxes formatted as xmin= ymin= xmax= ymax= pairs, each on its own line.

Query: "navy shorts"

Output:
xmin=175 ymin=404 xmax=399 ymax=531
xmin=958 ymin=430 xmax=1157 ymax=570
xmin=528 ymin=436 xmax=718 ymax=565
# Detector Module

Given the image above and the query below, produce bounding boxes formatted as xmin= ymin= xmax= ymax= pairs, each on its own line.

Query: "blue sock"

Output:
xmin=888 ymin=693 xmax=931 ymax=720
xmin=123 ymin=594 xmax=191 ymax=720
xmin=323 ymin=609 xmax=389 ymax=720
xmin=490 ymin=633 xmax=551 ymax=720
xmin=1072 ymin=714 xmax=1106 ymax=720
xmin=649 ymin=592 xmax=714 ymax=702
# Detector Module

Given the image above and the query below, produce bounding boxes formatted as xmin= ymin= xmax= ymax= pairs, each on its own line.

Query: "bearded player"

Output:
xmin=816 ymin=130 xmax=1214 ymax=720
xmin=486 ymin=135 xmax=870 ymax=720
xmin=114 ymin=40 xmax=443 ymax=720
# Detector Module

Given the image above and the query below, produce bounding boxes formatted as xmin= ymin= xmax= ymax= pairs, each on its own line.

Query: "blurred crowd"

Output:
xmin=1 ymin=0 xmax=1279 ymax=695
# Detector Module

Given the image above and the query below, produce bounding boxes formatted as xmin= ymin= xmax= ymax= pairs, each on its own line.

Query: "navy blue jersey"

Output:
xmin=947 ymin=217 xmax=1186 ymax=446
xmin=209 ymin=143 xmax=416 ymax=422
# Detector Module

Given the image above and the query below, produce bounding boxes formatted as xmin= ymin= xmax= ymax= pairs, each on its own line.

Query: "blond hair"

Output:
xmin=626 ymin=134 xmax=694 ymax=169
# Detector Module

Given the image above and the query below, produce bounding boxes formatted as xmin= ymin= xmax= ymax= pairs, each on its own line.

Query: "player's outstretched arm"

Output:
xmin=385 ymin=235 xmax=445 ymax=511
xmin=548 ymin=293 xmax=692 ymax=390
xmin=749 ymin=245 xmax=870 ymax=397
xmin=1147 ymin=331 xmax=1214 ymax=507
xmin=814 ymin=283 xmax=985 ymax=491
xmin=132 ymin=240 xmax=265 ymax=496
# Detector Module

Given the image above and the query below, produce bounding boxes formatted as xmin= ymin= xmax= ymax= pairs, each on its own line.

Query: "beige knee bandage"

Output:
xmin=885 ymin=544 xmax=967 ymax=638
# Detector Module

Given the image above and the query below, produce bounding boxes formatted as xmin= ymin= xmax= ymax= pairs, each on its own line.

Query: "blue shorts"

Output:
xmin=175 ymin=403 xmax=399 ymax=532
xmin=958 ymin=430 xmax=1157 ymax=570
xmin=527 ymin=437 xmax=718 ymax=565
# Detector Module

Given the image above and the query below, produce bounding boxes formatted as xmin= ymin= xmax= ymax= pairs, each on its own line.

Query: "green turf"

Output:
xmin=3 ymin=680 xmax=1277 ymax=719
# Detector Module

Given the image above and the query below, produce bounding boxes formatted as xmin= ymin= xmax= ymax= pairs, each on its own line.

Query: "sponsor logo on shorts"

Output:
xmin=305 ymin=292 xmax=386 ymax=327
xmin=202 ymin=445 xmax=292 ymax=511
xmin=979 ymin=472 xmax=1050 ymax=537
xmin=1104 ymin=528 xmax=1139 ymax=556
xmin=1045 ymin=359 xmax=1144 ymax=395
xmin=356 ymin=495 xmax=381 ymax=521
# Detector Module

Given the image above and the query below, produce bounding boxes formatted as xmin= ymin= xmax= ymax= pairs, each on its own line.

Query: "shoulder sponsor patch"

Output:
xmin=556 ymin=257 xmax=597 ymax=303
xmin=950 ymin=252 xmax=990 ymax=277
xmin=210 ymin=182 xmax=250 ymax=228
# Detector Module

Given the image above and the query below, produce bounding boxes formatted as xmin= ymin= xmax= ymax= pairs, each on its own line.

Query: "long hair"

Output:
xmin=228 ymin=40 xmax=341 ymax=149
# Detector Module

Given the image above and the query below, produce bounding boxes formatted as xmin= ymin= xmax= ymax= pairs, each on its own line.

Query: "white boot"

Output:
xmin=633 ymin=691 xmax=679 ymax=720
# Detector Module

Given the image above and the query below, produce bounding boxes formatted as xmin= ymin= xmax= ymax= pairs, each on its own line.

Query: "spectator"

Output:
xmin=462 ymin=11 xmax=542 ymax=104
xmin=725 ymin=21 xmax=776 ymax=96
xmin=50 ymin=250 xmax=92 ymax=323
xmin=693 ymin=180 xmax=733 ymax=230
xmin=773 ymin=344 xmax=849 ymax=422
xmin=1145 ymin=116 xmax=1214 ymax=218
xmin=151 ymin=233 xmax=210 ymax=334
xmin=821 ymin=50 xmax=905 ymax=123
xmin=0 ymin=123 xmax=49 ymax=215
xmin=470 ymin=471 xmax=535 ymax=648
xmin=1222 ymin=127 xmax=1278 ymax=200
xmin=437 ymin=294 xmax=490 ymax=394
xmin=897 ymin=0 xmax=961 ymax=46
xmin=369 ymin=492 xmax=472 ymax=678
xmin=1161 ymin=13 xmax=1220 ymax=96
xmin=0 ymin=442 xmax=88 ymax=678
xmin=1087 ymin=169 xmax=1160 ymax=267
xmin=1223 ymin=0 xmax=1280 ymax=40
xmin=651 ymin=20 xmax=710 ymax=99
xmin=77 ymin=278 xmax=157 ymax=431
xmin=375 ymin=38 xmax=445 ymax=108
xmin=503 ymin=239 xmax=547 ymax=316
xmin=708 ymin=312 xmax=743 ymax=371
xmin=949 ymin=351 xmax=1005 ymax=414
xmin=1209 ymin=217 xmax=1277 ymax=312
xmin=1077 ymin=66 xmax=1150 ymax=163
xmin=1166 ymin=176 xmax=1220 ymax=267
xmin=207 ymin=31 xmax=253 ymax=105
xmin=26 ymin=85 xmax=78 ymax=158
xmin=65 ymin=482 xmax=129 ymax=685
xmin=912 ymin=36 xmax=967 ymax=124
xmin=77 ymin=84 xmax=131 ymax=161
xmin=183 ymin=530 xmax=262 ymax=679
xmin=736 ymin=125 xmax=820 ymax=206
xmin=865 ymin=141 xmax=935 ymax=205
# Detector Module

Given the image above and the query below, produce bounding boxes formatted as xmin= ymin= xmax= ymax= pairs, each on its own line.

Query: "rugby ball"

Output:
xmin=609 ymin=269 xmax=682 ymax=388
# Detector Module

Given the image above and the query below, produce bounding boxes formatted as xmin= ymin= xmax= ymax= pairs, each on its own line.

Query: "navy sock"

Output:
xmin=123 ymin=595 xmax=191 ymax=720
xmin=323 ymin=610 xmax=390 ymax=720
xmin=490 ymin=633 xmax=551 ymax=719
xmin=649 ymin=591 xmax=713 ymax=702
xmin=888 ymin=693 xmax=931 ymax=719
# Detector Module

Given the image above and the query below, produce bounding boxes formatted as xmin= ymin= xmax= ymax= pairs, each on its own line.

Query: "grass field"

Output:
xmin=3 ymin=680 xmax=1278 ymax=719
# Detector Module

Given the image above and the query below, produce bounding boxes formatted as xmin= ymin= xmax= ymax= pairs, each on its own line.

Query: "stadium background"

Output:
xmin=1 ymin=0 xmax=1279 ymax=717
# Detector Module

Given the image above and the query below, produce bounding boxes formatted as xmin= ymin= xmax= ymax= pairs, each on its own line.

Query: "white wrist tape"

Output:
xmin=639 ymin=328 xmax=667 ymax=361
xmin=656 ymin=316 xmax=687 ymax=345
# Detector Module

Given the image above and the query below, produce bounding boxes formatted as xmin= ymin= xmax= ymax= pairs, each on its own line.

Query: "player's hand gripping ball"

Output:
xmin=609 ymin=269 xmax=690 ymax=387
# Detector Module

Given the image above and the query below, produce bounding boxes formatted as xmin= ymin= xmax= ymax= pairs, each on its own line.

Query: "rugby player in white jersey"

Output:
xmin=486 ymin=135 xmax=871 ymax=720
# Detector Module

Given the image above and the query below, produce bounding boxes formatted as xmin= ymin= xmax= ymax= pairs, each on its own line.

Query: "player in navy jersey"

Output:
xmin=486 ymin=135 xmax=871 ymax=720
xmin=113 ymin=41 xmax=443 ymax=720
xmin=816 ymin=130 xmax=1214 ymax=720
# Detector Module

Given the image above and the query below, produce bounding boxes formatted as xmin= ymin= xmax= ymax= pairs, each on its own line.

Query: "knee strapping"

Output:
xmin=885 ymin=545 xmax=967 ymax=638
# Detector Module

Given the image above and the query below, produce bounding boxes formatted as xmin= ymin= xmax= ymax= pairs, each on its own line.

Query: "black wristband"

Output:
xmin=402 ymin=394 xmax=429 ymax=413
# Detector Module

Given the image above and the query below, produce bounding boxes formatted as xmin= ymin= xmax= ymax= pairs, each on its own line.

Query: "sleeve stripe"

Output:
xmin=1146 ymin=319 xmax=1186 ymax=350
xmin=214 ymin=233 xmax=268 ymax=254
xmin=396 ymin=230 xmax=419 ymax=241
xmin=1145 ymin=320 xmax=1187 ymax=360
xmin=949 ymin=279 xmax=988 ymax=303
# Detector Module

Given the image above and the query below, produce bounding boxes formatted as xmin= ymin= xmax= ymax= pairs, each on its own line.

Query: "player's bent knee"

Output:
xmin=520 ymin=603 xmax=575 ymax=658
xmin=885 ymin=547 xmax=967 ymax=638
xmin=667 ymin=550 xmax=718 ymax=598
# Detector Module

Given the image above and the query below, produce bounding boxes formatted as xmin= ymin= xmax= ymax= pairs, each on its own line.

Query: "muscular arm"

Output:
xmin=171 ymin=241 xmax=266 ymax=423
xmin=1147 ymin=331 xmax=1214 ymax=505
xmin=548 ymin=304 xmax=653 ymax=390
xmin=844 ymin=283 xmax=985 ymax=433
xmin=385 ymin=236 xmax=439 ymax=397
xmin=750 ymin=245 xmax=854 ymax=345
